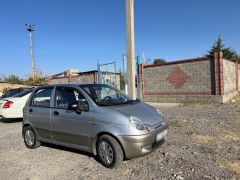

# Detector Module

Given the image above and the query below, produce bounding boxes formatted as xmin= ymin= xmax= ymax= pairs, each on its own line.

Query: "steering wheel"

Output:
xmin=101 ymin=96 xmax=113 ymax=103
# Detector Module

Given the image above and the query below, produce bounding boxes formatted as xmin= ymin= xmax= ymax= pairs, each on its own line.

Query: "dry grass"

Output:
xmin=169 ymin=120 xmax=183 ymax=128
xmin=214 ymin=128 xmax=240 ymax=142
xmin=232 ymin=92 xmax=240 ymax=102
xmin=221 ymin=133 xmax=240 ymax=142
xmin=192 ymin=134 xmax=215 ymax=144
xmin=220 ymin=161 xmax=240 ymax=175
xmin=198 ymin=145 xmax=217 ymax=155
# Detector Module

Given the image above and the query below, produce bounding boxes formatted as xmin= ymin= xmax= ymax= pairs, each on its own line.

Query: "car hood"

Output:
xmin=109 ymin=102 xmax=165 ymax=126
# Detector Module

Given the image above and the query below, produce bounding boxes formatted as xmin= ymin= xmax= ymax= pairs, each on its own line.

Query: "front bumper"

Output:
xmin=118 ymin=124 xmax=168 ymax=159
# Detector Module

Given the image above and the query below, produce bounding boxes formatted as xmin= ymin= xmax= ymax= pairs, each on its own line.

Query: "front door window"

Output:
xmin=55 ymin=87 xmax=86 ymax=109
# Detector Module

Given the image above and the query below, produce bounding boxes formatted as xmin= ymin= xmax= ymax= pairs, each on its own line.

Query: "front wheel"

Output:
xmin=23 ymin=126 xmax=41 ymax=149
xmin=97 ymin=135 xmax=123 ymax=168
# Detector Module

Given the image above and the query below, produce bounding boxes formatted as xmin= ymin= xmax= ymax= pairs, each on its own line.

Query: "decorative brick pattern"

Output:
xmin=142 ymin=53 xmax=239 ymax=103
xmin=143 ymin=59 xmax=212 ymax=95
xmin=166 ymin=67 xmax=189 ymax=89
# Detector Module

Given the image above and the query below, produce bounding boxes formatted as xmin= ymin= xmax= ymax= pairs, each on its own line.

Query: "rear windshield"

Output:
xmin=12 ymin=89 xmax=33 ymax=97
xmin=6 ymin=89 xmax=19 ymax=97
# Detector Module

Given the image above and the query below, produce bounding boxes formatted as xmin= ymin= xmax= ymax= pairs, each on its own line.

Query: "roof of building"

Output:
xmin=47 ymin=69 xmax=120 ymax=79
xmin=77 ymin=70 xmax=120 ymax=75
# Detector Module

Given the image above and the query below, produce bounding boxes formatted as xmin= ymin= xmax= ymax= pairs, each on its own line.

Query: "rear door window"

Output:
xmin=31 ymin=88 xmax=53 ymax=108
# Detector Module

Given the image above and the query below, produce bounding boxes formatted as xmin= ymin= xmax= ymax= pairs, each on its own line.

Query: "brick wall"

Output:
xmin=223 ymin=59 xmax=237 ymax=93
xmin=48 ymin=77 xmax=69 ymax=84
xmin=143 ymin=58 xmax=212 ymax=96
xmin=69 ymin=74 xmax=96 ymax=84
xmin=141 ymin=53 xmax=239 ymax=103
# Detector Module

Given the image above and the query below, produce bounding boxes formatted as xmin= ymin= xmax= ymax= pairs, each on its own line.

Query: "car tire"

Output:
xmin=97 ymin=135 xmax=123 ymax=169
xmin=23 ymin=126 xmax=41 ymax=149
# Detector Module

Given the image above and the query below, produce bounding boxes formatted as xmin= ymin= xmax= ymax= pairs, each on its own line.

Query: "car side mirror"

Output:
xmin=69 ymin=103 xmax=78 ymax=110
xmin=68 ymin=103 xmax=81 ymax=114
xmin=79 ymin=99 xmax=89 ymax=112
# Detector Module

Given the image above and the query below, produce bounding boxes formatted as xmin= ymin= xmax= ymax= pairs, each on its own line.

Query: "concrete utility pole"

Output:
xmin=26 ymin=24 xmax=36 ymax=81
xmin=126 ymin=0 xmax=136 ymax=99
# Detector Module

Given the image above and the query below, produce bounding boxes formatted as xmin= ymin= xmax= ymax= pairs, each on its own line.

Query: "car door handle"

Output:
xmin=53 ymin=111 xmax=59 ymax=116
xmin=29 ymin=108 xmax=33 ymax=113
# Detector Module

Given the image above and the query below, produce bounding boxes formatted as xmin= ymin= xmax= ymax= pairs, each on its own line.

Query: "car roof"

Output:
xmin=35 ymin=83 xmax=104 ymax=89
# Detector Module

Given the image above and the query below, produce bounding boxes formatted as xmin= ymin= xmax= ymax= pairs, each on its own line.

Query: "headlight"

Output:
xmin=129 ymin=116 xmax=145 ymax=130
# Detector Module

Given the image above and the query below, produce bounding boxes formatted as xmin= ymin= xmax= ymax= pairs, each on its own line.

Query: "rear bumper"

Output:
xmin=118 ymin=124 xmax=168 ymax=159
xmin=0 ymin=109 xmax=22 ymax=118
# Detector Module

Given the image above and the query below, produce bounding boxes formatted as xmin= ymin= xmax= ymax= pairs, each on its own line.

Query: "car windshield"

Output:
xmin=80 ymin=84 xmax=138 ymax=106
xmin=12 ymin=89 xmax=33 ymax=98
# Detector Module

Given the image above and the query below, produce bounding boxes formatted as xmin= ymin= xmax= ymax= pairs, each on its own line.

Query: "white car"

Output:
xmin=0 ymin=89 xmax=33 ymax=119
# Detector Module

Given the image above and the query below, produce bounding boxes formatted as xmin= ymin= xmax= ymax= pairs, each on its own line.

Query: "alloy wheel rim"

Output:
xmin=99 ymin=141 xmax=114 ymax=165
xmin=25 ymin=130 xmax=34 ymax=146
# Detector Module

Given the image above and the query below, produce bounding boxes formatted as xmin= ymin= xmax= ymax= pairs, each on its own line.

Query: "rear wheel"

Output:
xmin=97 ymin=135 xmax=123 ymax=168
xmin=23 ymin=126 xmax=41 ymax=149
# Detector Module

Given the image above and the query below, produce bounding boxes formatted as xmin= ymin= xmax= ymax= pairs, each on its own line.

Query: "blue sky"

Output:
xmin=0 ymin=0 xmax=240 ymax=78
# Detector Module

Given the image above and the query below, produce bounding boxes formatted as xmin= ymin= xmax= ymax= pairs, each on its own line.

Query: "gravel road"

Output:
xmin=0 ymin=102 xmax=239 ymax=180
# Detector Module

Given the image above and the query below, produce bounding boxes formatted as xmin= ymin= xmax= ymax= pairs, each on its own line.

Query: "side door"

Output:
xmin=27 ymin=87 xmax=54 ymax=139
xmin=51 ymin=86 xmax=91 ymax=148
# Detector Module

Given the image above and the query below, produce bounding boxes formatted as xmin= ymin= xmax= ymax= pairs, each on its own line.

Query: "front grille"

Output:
xmin=154 ymin=122 xmax=165 ymax=129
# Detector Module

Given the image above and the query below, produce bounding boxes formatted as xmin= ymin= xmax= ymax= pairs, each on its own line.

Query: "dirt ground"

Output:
xmin=0 ymin=102 xmax=239 ymax=180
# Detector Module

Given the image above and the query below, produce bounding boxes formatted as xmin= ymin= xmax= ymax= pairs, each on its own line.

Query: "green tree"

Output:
xmin=207 ymin=36 xmax=240 ymax=63
xmin=4 ymin=75 xmax=23 ymax=84
xmin=153 ymin=58 xmax=166 ymax=65
xmin=25 ymin=76 xmax=47 ymax=86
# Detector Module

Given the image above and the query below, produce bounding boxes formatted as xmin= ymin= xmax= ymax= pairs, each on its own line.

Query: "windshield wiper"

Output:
xmin=98 ymin=99 xmax=140 ymax=106
xmin=118 ymin=99 xmax=140 ymax=105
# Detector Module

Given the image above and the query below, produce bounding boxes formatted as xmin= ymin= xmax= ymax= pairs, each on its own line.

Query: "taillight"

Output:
xmin=3 ymin=101 xmax=14 ymax=108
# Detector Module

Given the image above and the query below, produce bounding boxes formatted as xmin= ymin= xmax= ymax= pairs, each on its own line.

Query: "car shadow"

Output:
xmin=0 ymin=118 xmax=22 ymax=123
xmin=41 ymin=142 xmax=100 ymax=163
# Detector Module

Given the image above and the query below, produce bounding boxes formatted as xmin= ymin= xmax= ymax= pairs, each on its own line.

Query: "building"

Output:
xmin=46 ymin=69 xmax=121 ymax=89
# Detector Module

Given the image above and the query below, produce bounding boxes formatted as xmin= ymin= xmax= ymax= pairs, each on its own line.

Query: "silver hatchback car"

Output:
xmin=22 ymin=84 xmax=168 ymax=168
